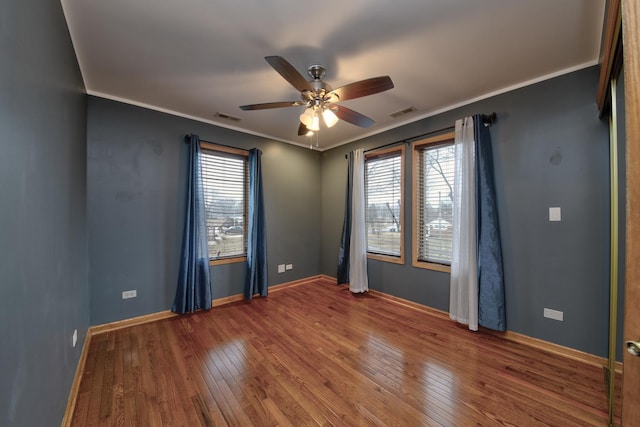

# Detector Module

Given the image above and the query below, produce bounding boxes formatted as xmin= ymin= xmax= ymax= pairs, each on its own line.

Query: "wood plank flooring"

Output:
xmin=71 ymin=278 xmax=620 ymax=426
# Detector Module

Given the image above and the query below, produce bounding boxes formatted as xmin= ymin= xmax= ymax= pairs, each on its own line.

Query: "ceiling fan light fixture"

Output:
xmin=299 ymin=108 xmax=314 ymax=126
xmin=308 ymin=114 xmax=320 ymax=131
xmin=300 ymin=107 xmax=320 ymax=131
xmin=322 ymin=108 xmax=338 ymax=128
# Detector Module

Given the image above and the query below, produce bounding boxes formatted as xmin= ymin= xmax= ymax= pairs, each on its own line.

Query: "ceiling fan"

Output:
xmin=240 ymin=56 xmax=394 ymax=136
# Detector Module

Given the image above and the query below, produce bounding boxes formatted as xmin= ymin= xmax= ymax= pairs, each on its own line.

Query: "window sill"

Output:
xmin=210 ymin=256 xmax=246 ymax=266
xmin=367 ymin=253 xmax=405 ymax=265
xmin=412 ymin=260 xmax=451 ymax=273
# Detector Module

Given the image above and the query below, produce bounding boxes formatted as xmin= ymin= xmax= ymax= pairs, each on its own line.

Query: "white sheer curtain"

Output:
xmin=349 ymin=148 xmax=369 ymax=293
xmin=450 ymin=117 xmax=478 ymax=330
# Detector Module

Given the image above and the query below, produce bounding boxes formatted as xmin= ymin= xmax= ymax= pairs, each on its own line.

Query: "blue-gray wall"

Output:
xmin=0 ymin=1 xmax=88 ymax=426
xmin=0 ymin=5 xmax=618 ymax=420
xmin=321 ymin=67 xmax=612 ymax=357
xmin=87 ymin=97 xmax=322 ymax=325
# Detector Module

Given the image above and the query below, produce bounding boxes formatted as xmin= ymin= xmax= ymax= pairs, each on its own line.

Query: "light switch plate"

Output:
xmin=549 ymin=207 xmax=561 ymax=222
xmin=277 ymin=264 xmax=285 ymax=273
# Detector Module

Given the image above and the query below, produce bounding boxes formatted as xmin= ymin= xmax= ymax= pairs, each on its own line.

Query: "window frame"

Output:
xmin=364 ymin=145 xmax=405 ymax=265
xmin=200 ymin=141 xmax=249 ymax=266
xmin=412 ymin=132 xmax=455 ymax=273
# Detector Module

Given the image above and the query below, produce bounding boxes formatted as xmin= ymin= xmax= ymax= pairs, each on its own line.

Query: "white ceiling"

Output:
xmin=61 ymin=0 xmax=606 ymax=150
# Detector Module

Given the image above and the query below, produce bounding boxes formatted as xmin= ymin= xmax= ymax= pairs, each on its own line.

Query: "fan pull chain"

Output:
xmin=309 ymin=130 xmax=320 ymax=150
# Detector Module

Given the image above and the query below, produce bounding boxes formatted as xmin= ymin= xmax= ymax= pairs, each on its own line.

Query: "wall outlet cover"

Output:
xmin=72 ymin=329 xmax=78 ymax=348
xmin=122 ymin=290 xmax=137 ymax=299
xmin=285 ymin=264 xmax=293 ymax=270
xmin=543 ymin=308 xmax=564 ymax=321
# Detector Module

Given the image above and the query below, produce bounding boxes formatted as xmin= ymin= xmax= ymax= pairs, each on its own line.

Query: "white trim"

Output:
xmin=86 ymin=90 xmax=313 ymax=150
xmin=321 ymin=60 xmax=599 ymax=151
xmin=60 ymin=0 xmax=89 ymax=89
xmin=86 ymin=60 xmax=597 ymax=153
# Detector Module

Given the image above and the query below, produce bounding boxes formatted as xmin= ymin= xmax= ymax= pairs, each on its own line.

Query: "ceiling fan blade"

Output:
xmin=334 ymin=105 xmax=375 ymax=128
xmin=329 ymin=76 xmax=394 ymax=102
xmin=298 ymin=123 xmax=309 ymax=136
xmin=239 ymin=101 xmax=304 ymax=111
xmin=265 ymin=56 xmax=312 ymax=92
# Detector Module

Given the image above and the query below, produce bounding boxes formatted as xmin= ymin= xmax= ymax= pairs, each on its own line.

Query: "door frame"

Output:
xmin=622 ymin=0 xmax=640 ymax=424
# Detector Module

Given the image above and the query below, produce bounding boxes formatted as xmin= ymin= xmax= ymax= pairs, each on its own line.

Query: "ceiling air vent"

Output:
xmin=390 ymin=106 xmax=416 ymax=119
xmin=214 ymin=112 xmax=242 ymax=122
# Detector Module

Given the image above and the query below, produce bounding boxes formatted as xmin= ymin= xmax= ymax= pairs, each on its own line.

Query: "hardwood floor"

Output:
xmin=71 ymin=278 xmax=620 ymax=426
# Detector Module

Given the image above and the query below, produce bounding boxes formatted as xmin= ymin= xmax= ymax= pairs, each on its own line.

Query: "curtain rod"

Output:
xmin=346 ymin=112 xmax=497 ymax=158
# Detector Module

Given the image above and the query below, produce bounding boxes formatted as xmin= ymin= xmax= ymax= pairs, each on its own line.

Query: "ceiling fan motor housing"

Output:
xmin=307 ymin=64 xmax=326 ymax=80
xmin=302 ymin=65 xmax=334 ymax=107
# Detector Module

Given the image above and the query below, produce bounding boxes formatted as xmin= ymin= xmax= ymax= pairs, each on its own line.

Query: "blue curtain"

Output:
xmin=337 ymin=151 xmax=354 ymax=284
xmin=245 ymin=148 xmax=268 ymax=299
xmin=172 ymin=134 xmax=212 ymax=314
xmin=474 ymin=115 xmax=506 ymax=331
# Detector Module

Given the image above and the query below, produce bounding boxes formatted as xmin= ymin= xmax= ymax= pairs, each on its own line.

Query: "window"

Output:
xmin=413 ymin=133 xmax=455 ymax=272
xmin=365 ymin=146 xmax=404 ymax=264
xmin=200 ymin=142 xmax=249 ymax=265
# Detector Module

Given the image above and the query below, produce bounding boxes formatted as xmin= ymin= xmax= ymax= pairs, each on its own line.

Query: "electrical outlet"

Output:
xmin=277 ymin=264 xmax=285 ymax=273
xmin=549 ymin=207 xmax=561 ymax=222
xmin=72 ymin=329 xmax=77 ymax=348
xmin=286 ymin=264 xmax=293 ymax=271
xmin=544 ymin=308 xmax=563 ymax=321
xmin=122 ymin=290 xmax=137 ymax=299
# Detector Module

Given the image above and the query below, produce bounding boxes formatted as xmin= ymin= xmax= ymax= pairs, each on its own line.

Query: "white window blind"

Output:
xmin=365 ymin=150 xmax=402 ymax=257
xmin=416 ymin=143 xmax=455 ymax=265
xmin=200 ymin=148 xmax=248 ymax=260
